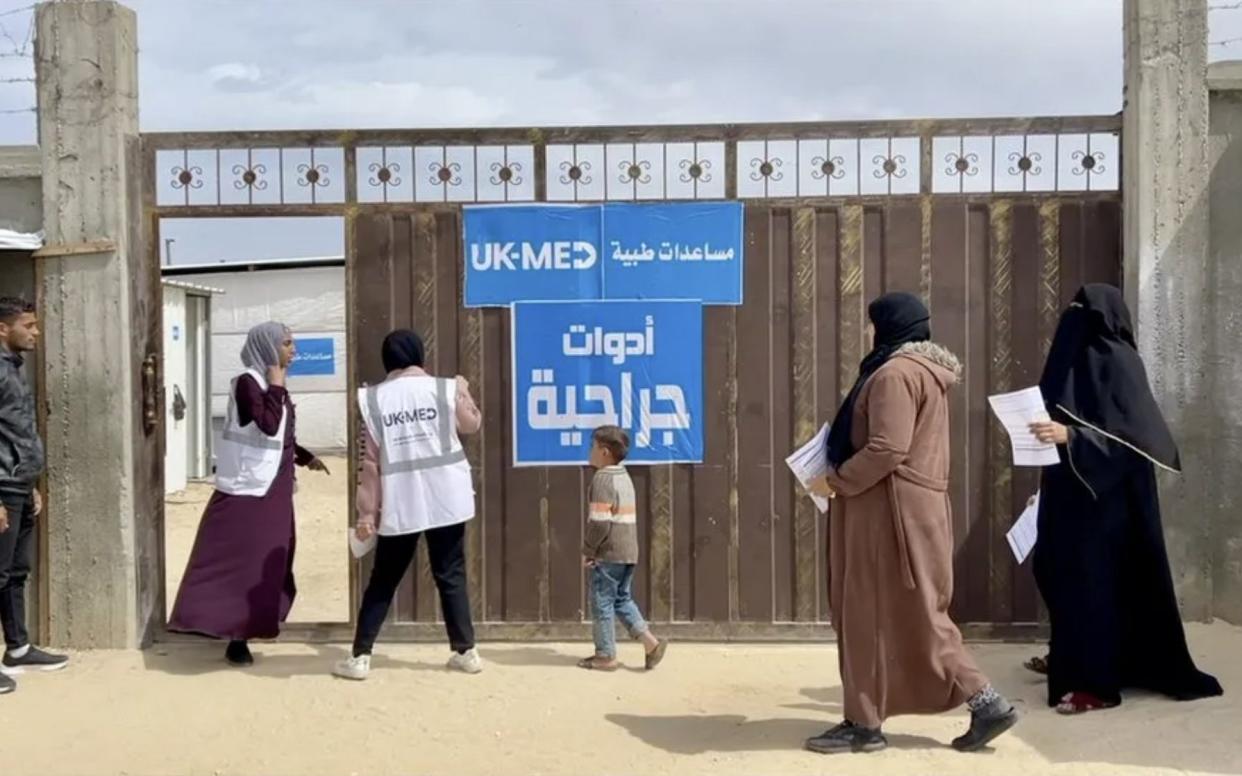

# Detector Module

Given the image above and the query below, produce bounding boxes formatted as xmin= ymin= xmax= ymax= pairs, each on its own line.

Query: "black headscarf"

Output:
xmin=826 ymin=292 xmax=931 ymax=467
xmin=381 ymin=329 xmax=425 ymax=373
xmin=1039 ymin=284 xmax=1180 ymax=471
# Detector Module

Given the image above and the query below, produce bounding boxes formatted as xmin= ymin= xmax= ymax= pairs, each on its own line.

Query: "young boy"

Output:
xmin=579 ymin=425 xmax=667 ymax=672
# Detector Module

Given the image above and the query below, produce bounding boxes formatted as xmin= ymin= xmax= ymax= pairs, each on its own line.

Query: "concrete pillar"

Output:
xmin=1206 ymin=61 xmax=1242 ymax=625
xmin=34 ymin=0 xmax=160 ymax=647
xmin=1122 ymin=0 xmax=1214 ymax=619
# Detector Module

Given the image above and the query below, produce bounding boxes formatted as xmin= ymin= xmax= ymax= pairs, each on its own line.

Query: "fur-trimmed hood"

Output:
xmin=893 ymin=341 xmax=962 ymax=388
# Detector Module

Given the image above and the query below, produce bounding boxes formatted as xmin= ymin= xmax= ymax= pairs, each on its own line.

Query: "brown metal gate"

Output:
xmin=145 ymin=117 xmax=1121 ymax=639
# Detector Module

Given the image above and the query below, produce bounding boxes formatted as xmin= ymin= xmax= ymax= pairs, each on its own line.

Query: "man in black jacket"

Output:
xmin=0 ymin=296 xmax=68 ymax=696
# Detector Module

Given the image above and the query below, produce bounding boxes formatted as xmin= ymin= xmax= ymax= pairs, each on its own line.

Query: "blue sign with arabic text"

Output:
xmin=511 ymin=300 xmax=703 ymax=466
xmin=463 ymin=204 xmax=603 ymax=307
xmin=289 ymin=337 xmax=336 ymax=377
xmin=602 ymin=202 xmax=743 ymax=304
xmin=463 ymin=202 xmax=743 ymax=306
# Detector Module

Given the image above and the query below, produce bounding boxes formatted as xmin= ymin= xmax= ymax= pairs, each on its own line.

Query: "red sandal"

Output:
xmin=1056 ymin=691 xmax=1118 ymax=715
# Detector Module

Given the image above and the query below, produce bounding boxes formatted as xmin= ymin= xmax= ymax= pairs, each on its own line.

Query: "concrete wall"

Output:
xmin=1122 ymin=0 xmax=1218 ymax=621
xmin=1207 ymin=61 xmax=1242 ymax=624
xmin=0 ymin=145 xmax=41 ymax=300
xmin=0 ymin=146 xmax=41 ymax=234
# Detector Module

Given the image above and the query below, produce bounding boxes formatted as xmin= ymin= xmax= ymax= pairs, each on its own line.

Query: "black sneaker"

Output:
xmin=0 ymin=672 xmax=14 ymax=694
xmin=805 ymin=721 xmax=888 ymax=754
xmin=2 ymin=646 xmax=69 ymax=674
xmin=952 ymin=697 xmax=1019 ymax=752
xmin=225 ymin=640 xmax=254 ymax=667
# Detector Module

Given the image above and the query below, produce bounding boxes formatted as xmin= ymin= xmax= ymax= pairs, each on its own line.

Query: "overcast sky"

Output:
xmin=3 ymin=0 xmax=1242 ymax=263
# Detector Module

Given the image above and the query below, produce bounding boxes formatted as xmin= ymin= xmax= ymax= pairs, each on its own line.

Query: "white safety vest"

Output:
xmin=360 ymin=376 xmax=475 ymax=536
xmin=214 ymin=368 xmax=288 ymax=497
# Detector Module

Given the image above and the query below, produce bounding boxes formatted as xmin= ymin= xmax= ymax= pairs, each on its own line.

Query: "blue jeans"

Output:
xmin=590 ymin=562 xmax=648 ymax=658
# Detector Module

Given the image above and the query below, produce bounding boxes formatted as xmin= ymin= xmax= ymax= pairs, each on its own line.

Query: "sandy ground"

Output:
xmin=164 ymin=455 xmax=351 ymax=623
xmin=1 ymin=623 xmax=1237 ymax=776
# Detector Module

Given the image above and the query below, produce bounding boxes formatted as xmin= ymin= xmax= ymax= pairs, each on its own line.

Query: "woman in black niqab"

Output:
xmin=1027 ymin=284 xmax=1222 ymax=714
xmin=1037 ymin=284 xmax=1179 ymax=472
xmin=826 ymin=292 xmax=931 ymax=467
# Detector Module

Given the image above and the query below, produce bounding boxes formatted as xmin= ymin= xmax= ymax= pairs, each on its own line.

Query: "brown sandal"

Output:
xmin=1024 ymin=655 xmax=1050 ymax=675
xmin=645 ymin=640 xmax=668 ymax=670
xmin=577 ymin=656 xmax=619 ymax=671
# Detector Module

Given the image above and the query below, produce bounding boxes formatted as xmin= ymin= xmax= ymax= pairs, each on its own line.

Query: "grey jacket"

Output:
xmin=0 ymin=347 xmax=44 ymax=493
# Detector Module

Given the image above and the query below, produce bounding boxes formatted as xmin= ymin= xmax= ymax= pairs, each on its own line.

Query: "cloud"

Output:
xmin=120 ymin=0 xmax=1128 ymax=136
xmin=207 ymin=62 xmax=275 ymax=93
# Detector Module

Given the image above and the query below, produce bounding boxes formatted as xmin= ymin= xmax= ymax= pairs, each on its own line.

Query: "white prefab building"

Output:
xmin=162 ymin=256 xmax=348 ymax=471
xmin=161 ymin=279 xmax=220 ymax=495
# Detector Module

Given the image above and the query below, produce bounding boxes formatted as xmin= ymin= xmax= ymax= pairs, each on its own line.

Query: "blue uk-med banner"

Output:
xmin=601 ymin=202 xmax=743 ymax=304
xmin=289 ymin=337 xmax=336 ymax=376
xmin=511 ymin=300 xmax=704 ymax=466
xmin=463 ymin=202 xmax=743 ymax=307
xmin=464 ymin=204 xmax=603 ymax=307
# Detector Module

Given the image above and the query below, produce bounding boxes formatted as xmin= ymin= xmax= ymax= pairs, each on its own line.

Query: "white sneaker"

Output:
xmin=447 ymin=647 xmax=483 ymax=674
xmin=332 ymin=654 xmax=371 ymax=681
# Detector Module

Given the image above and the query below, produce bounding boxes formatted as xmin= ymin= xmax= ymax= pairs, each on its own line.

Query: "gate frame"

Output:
xmin=143 ymin=114 xmax=1121 ymax=643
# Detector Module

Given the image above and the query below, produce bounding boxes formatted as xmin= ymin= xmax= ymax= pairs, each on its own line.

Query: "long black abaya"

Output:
xmin=1033 ymin=285 xmax=1222 ymax=707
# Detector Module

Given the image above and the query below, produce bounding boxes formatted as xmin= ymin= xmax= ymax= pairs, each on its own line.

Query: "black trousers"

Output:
xmin=0 ymin=489 xmax=34 ymax=652
xmin=352 ymin=521 xmax=475 ymax=656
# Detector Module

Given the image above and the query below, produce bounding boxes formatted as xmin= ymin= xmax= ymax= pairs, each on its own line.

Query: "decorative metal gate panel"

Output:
xmin=144 ymin=116 xmax=1121 ymax=639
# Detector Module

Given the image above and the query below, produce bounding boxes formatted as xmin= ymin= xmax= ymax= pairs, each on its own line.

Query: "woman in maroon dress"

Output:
xmin=169 ymin=322 xmax=329 ymax=665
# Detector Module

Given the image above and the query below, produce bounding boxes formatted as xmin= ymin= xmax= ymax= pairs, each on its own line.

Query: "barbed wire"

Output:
xmin=0 ymin=5 xmax=34 ymax=55
xmin=0 ymin=5 xmax=35 ymax=120
xmin=0 ymin=5 xmax=34 ymax=21
xmin=0 ymin=25 xmax=20 ymax=52
xmin=1210 ymin=0 xmax=1242 ymax=49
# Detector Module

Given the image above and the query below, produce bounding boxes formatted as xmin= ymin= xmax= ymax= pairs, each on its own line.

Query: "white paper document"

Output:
xmin=987 ymin=387 xmax=1060 ymax=467
xmin=785 ymin=422 xmax=832 ymax=514
xmin=348 ymin=528 xmax=377 ymax=559
xmin=1006 ymin=493 xmax=1040 ymax=564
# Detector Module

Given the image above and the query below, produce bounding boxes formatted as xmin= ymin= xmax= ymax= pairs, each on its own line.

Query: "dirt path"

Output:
xmin=2 ymin=623 xmax=1237 ymax=776
xmin=164 ymin=455 xmax=351 ymax=623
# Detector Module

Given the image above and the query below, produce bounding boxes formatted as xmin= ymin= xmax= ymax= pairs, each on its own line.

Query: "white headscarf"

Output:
xmin=240 ymin=321 xmax=290 ymax=370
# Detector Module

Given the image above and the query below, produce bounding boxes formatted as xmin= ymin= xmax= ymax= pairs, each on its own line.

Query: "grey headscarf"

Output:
xmin=240 ymin=321 xmax=291 ymax=370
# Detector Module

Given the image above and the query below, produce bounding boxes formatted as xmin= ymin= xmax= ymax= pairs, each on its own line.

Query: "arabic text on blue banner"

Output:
xmin=463 ymin=202 xmax=743 ymax=307
xmin=289 ymin=337 xmax=335 ymax=376
xmin=601 ymin=202 xmax=743 ymax=304
xmin=511 ymin=300 xmax=704 ymax=466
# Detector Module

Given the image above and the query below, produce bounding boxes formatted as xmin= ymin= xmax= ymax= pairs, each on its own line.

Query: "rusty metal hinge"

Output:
xmin=142 ymin=353 xmax=161 ymax=434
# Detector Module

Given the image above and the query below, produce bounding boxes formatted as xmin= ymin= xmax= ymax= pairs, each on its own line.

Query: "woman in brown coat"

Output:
xmin=808 ymin=292 xmax=1018 ymax=754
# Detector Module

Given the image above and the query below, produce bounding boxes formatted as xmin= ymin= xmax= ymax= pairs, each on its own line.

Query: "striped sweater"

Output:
xmin=582 ymin=465 xmax=638 ymax=564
